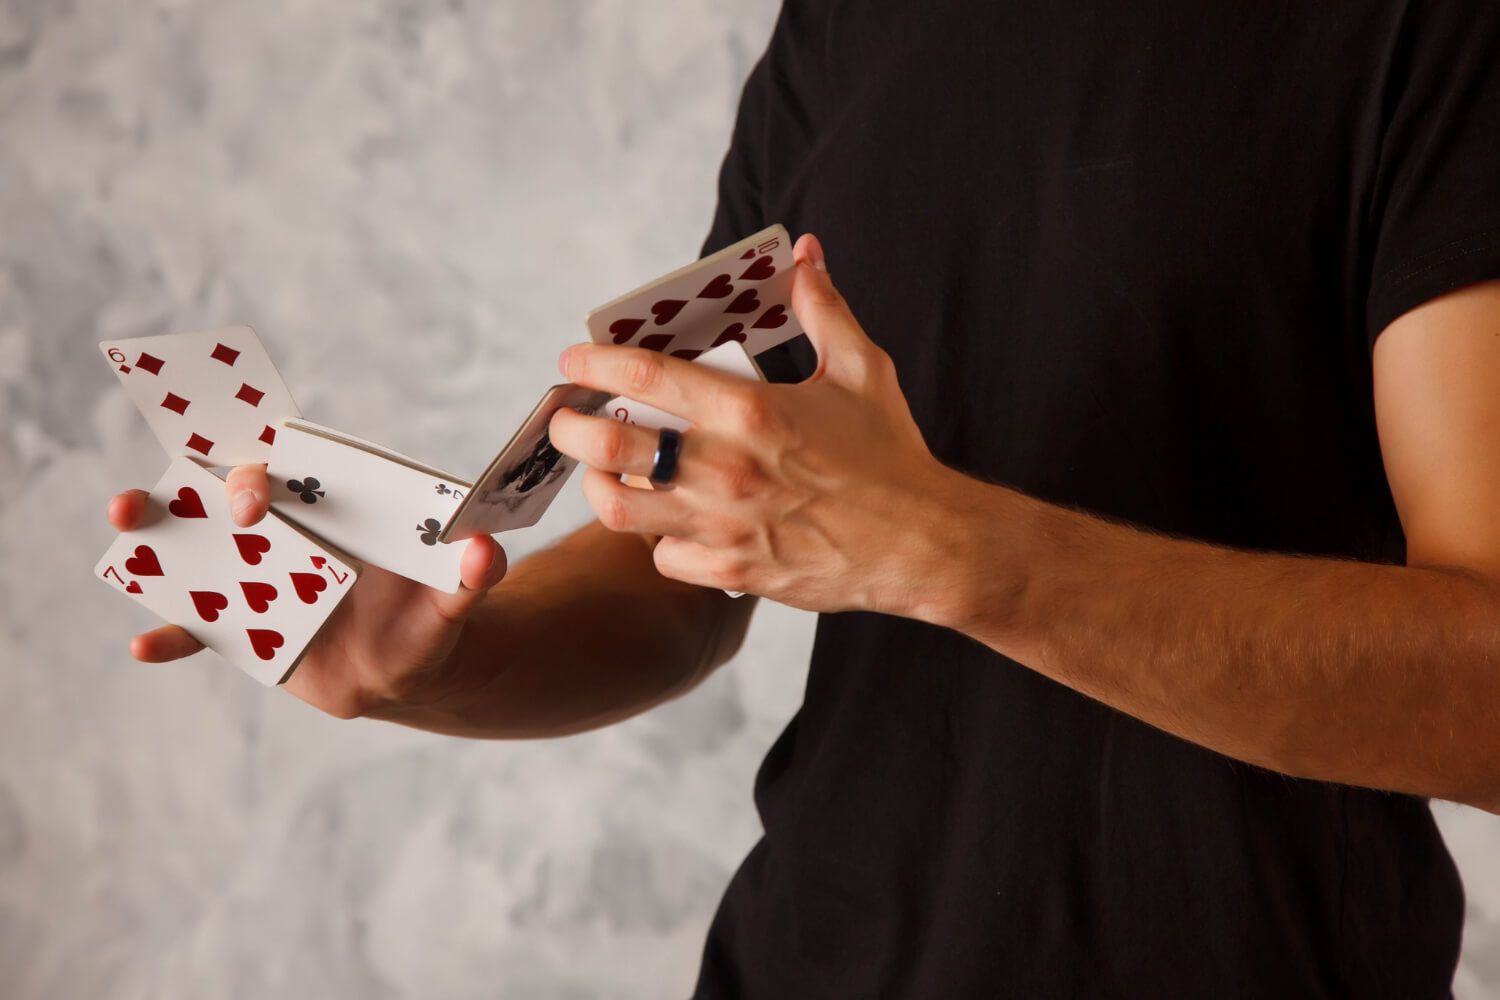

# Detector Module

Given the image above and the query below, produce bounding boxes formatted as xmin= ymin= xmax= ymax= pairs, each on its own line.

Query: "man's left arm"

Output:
xmin=942 ymin=277 xmax=1500 ymax=809
xmin=551 ymin=235 xmax=1500 ymax=812
xmin=938 ymin=278 xmax=1500 ymax=811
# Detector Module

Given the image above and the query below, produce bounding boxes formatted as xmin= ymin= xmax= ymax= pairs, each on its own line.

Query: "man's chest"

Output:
xmin=757 ymin=1 xmax=1401 ymax=536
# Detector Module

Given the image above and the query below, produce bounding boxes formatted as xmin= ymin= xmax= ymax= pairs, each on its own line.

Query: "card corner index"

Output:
xmin=761 ymin=221 xmax=791 ymax=242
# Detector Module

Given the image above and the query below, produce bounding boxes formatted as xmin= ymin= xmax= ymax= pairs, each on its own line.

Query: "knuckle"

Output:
xmin=715 ymin=555 xmax=752 ymax=593
xmin=318 ymin=688 xmax=368 ymax=721
xmin=594 ymin=423 xmax=630 ymax=467
xmin=624 ymin=352 xmax=665 ymax=394
xmin=709 ymin=520 xmax=755 ymax=550
xmin=866 ymin=344 xmax=897 ymax=375
xmin=598 ymin=491 xmax=633 ymax=532
xmin=715 ymin=455 xmax=764 ymax=500
xmin=725 ymin=388 xmax=782 ymax=436
xmin=850 ymin=342 xmax=896 ymax=385
xmin=651 ymin=541 xmax=679 ymax=579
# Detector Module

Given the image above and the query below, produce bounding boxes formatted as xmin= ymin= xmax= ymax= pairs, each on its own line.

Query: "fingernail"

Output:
xmin=231 ymin=490 xmax=257 ymax=523
xmin=558 ymin=347 xmax=575 ymax=378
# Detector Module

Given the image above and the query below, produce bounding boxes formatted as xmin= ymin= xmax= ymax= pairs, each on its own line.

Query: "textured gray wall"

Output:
xmin=2 ymin=2 xmax=1497 ymax=997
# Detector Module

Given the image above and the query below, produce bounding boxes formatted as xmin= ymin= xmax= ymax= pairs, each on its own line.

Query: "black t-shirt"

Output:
xmin=692 ymin=3 xmax=1500 ymax=998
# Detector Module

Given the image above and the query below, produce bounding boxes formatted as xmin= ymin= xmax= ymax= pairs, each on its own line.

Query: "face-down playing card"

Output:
xmin=266 ymin=420 xmax=474 ymax=592
xmin=100 ymin=326 xmax=301 ymax=467
xmin=94 ymin=458 xmax=359 ymax=685
xmin=585 ymin=224 xmax=804 ymax=361
xmin=437 ymin=383 xmax=612 ymax=543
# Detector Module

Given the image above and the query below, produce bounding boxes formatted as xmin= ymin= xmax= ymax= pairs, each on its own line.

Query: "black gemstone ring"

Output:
xmin=649 ymin=427 xmax=683 ymax=487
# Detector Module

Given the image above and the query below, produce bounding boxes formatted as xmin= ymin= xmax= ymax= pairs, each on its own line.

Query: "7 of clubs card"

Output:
xmin=266 ymin=420 xmax=474 ymax=592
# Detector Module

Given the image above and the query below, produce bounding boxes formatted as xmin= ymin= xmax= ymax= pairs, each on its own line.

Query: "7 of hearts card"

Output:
xmin=95 ymin=458 xmax=359 ymax=685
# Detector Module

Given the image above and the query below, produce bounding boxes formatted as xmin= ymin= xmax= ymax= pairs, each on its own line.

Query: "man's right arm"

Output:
xmin=371 ymin=519 xmax=758 ymax=739
xmin=107 ymin=470 xmax=755 ymax=739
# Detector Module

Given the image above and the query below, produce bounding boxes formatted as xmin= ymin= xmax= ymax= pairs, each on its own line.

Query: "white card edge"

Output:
xmin=279 ymin=418 xmax=471 ymax=489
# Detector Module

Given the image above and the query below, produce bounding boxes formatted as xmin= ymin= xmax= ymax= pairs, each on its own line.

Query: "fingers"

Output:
xmin=429 ymin=535 xmax=509 ymax=621
xmin=107 ymin=489 xmax=149 ymax=531
xmin=548 ymin=407 xmax=665 ymax=479
xmin=129 ymin=624 xmax=205 ymax=662
xmin=457 ymin=534 xmax=509 ymax=593
xmin=558 ymin=342 xmax=746 ymax=426
xmin=789 ymin=233 xmax=886 ymax=385
xmin=792 ymin=231 xmax=828 ymax=273
xmin=225 ymin=464 xmax=270 ymax=527
xmin=580 ymin=466 xmax=692 ymax=537
xmin=652 ymin=535 xmax=748 ymax=593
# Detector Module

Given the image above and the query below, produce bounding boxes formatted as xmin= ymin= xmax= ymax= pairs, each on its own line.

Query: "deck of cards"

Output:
xmin=95 ymin=224 xmax=794 ymax=685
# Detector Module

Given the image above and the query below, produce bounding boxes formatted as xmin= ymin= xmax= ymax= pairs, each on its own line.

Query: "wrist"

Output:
xmin=894 ymin=462 xmax=1036 ymax=640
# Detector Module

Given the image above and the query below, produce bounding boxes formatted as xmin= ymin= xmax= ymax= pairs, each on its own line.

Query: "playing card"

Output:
xmin=94 ymin=458 xmax=358 ymax=685
xmin=438 ymin=383 xmax=612 ymax=543
xmin=585 ymin=224 xmax=804 ymax=361
xmin=100 ymin=326 xmax=301 ymax=467
xmin=603 ymin=339 xmax=766 ymax=435
xmin=266 ymin=420 xmax=474 ymax=592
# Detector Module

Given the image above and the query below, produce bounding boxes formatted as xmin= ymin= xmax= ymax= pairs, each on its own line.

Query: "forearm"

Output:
xmin=370 ymin=521 xmax=740 ymax=739
xmin=926 ymin=472 xmax=1500 ymax=809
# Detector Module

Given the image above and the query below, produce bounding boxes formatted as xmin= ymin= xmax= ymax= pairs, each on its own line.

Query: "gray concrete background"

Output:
xmin=1 ymin=2 xmax=1495 ymax=996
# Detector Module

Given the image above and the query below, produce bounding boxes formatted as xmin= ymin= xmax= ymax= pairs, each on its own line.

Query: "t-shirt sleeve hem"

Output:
xmin=1367 ymin=228 xmax=1500 ymax=350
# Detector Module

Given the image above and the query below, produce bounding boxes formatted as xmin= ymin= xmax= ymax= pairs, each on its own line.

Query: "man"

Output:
xmin=107 ymin=3 xmax=1500 ymax=996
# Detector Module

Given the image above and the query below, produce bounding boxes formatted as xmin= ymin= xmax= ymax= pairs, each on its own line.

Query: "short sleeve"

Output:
xmin=1365 ymin=7 xmax=1500 ymax=348
xmin=699 ymin=50 xmax=774 ymax=258
xmin=698 ymin=14 xmax=818 ymax=383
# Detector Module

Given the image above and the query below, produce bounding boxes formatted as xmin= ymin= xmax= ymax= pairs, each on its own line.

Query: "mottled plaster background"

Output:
xmin=1 ymin=2 xmax=1496 ymax=997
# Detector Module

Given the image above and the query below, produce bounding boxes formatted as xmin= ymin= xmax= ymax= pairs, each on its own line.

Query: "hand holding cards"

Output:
xmin=97 ymin=459 xmax=358 ymax=685
xmin=261 ymin=382 xmax=608 ymax=592
xmin=97 ymin=225 xmax=801 ymax=685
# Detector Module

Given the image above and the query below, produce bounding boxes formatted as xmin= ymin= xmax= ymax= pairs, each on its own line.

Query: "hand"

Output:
xmin=548 ymin=232 xmax=964 ymax=618
xmin=105 ymin=464 xmax=509 ymax=718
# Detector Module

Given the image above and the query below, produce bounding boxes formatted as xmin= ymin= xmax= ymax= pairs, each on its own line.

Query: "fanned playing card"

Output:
xmin=266 ymin=420 xmax=474 ymax=592
xmin=585 ymin=224 xmax=803 ymax=361
xmin=94 ymin=458 xmax=359 ymax=685
xmin=438 ymin=383 xmax=611 ymax=543
xmin=100 ymin=326 xmax=301 ymax=467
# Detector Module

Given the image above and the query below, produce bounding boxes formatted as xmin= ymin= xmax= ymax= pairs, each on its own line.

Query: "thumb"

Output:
xmin=433 ymin=534 xmax=509 ymax=619
xmin=225 ymin=464 xmax=270 ymax=527
xmin=790 ymin=233 xmax=882 ymax=385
